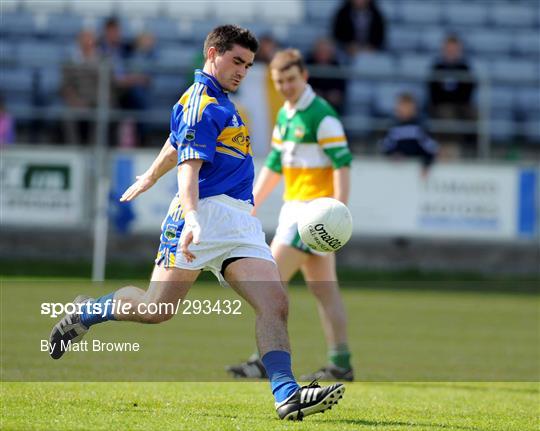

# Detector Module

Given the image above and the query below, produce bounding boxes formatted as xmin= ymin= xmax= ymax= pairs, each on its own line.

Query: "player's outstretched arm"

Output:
xmin=252 ymin=166 xmax=282 ymax=215
xmin=333 ymin=166 xmax=350 ymax=205
xmin=178 ymin=159 xmax=203 ymax=263
xmin=120 ymin=138 xmax=177 ymax=202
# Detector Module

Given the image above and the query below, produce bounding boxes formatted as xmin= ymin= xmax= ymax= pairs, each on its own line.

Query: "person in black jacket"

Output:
xmin=332 ymin=0 xmax=386 ymax=57
xmin=380 ymin=93 xmax=438 ymax=175
xmin=428 ymin=34 xmax=476 ymax=120
xmin=306 ymin=37 xmax=347 ymax=114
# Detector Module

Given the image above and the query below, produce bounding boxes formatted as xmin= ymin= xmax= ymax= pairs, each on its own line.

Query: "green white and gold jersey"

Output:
xmin=264 ymin=85 xmax=353 ymax=201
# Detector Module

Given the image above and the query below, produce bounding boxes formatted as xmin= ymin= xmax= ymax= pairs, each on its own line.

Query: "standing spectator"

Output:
xmin=306 ymin=37 xmax=347 ymax=114
xmin=255 ymin=34 xmax=278 ymax=64
xmin=99 ymin=17 xmax=152 ymax=146
xmin=0 ymin=96 xmax=15 ymax=145
xmin=428 ymin=34 xmax=476 ymax=120
xmin=332 ymin=0 xmax=386 ymax=58
xmin=61 ymin=30 xmax=101 ymax=145
xmin=379 ymin=93 xmax=438 ymax=175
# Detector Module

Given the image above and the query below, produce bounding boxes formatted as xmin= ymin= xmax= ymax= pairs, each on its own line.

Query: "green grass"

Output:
xmin=1 ymin=278 xmax=539 ymax=430
xmin=1 ymin=382 xmax=538 ymax=430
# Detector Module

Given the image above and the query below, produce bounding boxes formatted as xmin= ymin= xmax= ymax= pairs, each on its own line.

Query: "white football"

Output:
xmin=297 ymin=198 xmax=353 ymax=253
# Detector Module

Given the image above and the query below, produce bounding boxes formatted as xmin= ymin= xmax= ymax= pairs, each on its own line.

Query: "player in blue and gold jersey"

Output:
xmin=48 ymin=25 xmax=345 ymax=420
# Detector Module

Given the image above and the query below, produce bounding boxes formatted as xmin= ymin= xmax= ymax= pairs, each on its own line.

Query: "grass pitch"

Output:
xmin=2 ymin=381 xmax=538 ymax=430
xmin=1 ymin=277 xmax=538 ymax=430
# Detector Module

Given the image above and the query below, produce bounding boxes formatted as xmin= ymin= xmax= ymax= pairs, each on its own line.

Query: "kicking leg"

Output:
xmin=48 ymin=265 xmax=199 ymax=359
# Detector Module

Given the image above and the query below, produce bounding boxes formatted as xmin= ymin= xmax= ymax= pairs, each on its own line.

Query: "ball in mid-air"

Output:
xmin=297 ymin=198 xmax=353 ymax=253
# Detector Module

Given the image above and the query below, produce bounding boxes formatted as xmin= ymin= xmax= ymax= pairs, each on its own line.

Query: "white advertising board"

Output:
xmin=110 ymin=152 xmax=538 ymax=241
xmin=1 ymin=147 xmax=87 ymax=227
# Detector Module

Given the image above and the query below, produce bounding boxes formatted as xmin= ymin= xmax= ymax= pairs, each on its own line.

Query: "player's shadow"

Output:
xmin=323 ymin=419 xmax=482 ymax=430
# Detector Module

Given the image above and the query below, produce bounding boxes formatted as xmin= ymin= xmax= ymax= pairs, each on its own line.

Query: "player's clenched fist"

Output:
xmin=119 ymin=173 xmax=157 ymax=202
xmin=180 ymin=210 xmax=201 ymax=262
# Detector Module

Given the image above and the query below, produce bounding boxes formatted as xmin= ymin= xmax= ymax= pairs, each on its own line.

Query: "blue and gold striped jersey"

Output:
xmin=169 ymin=69 xmax=254 ymax=203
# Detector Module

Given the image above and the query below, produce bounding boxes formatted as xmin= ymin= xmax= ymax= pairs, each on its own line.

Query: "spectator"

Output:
xmin=99 ymin=17 xmax=149 ymax=111
xmin=332 ymin=0 xmax=386 ymax=58
xmin=379 ymin=93 xmax=438 ymax=174
xmin=99 ymin=17 xmax=153 ymax=146
xmin=0 ymin=96 xmax=15 ymax=145
xmin=255 ymin=34 xmax=278 ymax=64
xmin=306 ymin=37 xmax=347 ymax=114
xmin=61 ymin=30 xmax=101 ymax=145
xmin=428 ymin=34 xmax=476 ymax=120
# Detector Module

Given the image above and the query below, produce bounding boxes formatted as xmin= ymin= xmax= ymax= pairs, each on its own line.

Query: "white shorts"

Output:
xmin=155 ymin=194 xmax=275 ymax=285
xmin=273 ymin=200 xmax=327 ymax=256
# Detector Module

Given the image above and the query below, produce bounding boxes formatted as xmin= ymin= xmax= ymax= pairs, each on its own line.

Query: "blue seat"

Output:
xmin=401 ymin=1 xmax=442 ymax=24
xmin=354 ymin=53 xmax=396 ymax=77
xmin=491 ymin=3 xmax=538 ymax=27
xmin=378 ymin=0 xmax=401 ymax=22
xmin=513 ymin=31 xmax=540 ymax=56
xmin=516 ymin=87 xmax=540 ymax=112
xmin=388 ymin=26 xmax=419 ymax=52
xmin=0 ymin=41 xmax=15 ymax=62
xmin=145 ymin=18 xmax=181 ymax=43
xmin=490 ymin=86 xmax=516 ymax=110
xmin=490 ymin=119 xmax=514 ymax=141
xmin=417 ymin=26 xmax=445 ymax=52
xmin=287 ymin=25 xmax=328 ymax=52
xmin=305 ymin=0 xmax=340 ymax=20
xmin=348 ymin=80 xmax=374 ymax=109
xmin=0 ymin=67 xmax=33 ymax=92
xmin=491 ymin=59 xmax=539 ymax=81
xmin=466 ymin=30 xmax=513 ymax=56
xmin=525 ymin=119 xmax=540 ymax=142
xmin=0 ymin=12 xmax=37 ymax=37
xmin=38 ymin=68 xmax=62 ymax=96
xmin=373 ymin=82 xmax=424 ymax=116
xmin=398 ymin=54 xmax=432 ymax=78
xmin=156 ymin=45 xmax=199 ymax=69
xmin=17 ymin=41 xmax=67 ymax=67
xmin=445 ymin=3 xmax=488 ymax=26
xmin=44 ymin=13 xmax=85 ymax=39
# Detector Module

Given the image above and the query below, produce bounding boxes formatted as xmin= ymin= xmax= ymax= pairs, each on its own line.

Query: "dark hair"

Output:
xmin=445 ymin=33 xmax=461 ymax=45
xmin=104 ymin=16 xmax=119 ymax=29
xmin=269 ymin=48 xmax=306 ymax=73
xmin=398 ymin=92 xmax=416 ymax=104
xmin=203 ymin=25 xmax=259 ymax=59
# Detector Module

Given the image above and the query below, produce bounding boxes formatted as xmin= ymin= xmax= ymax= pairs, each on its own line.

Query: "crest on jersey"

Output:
xmin=164 ymin=224 xmax=177 ymax=240
xmin=185 ymin=129 xmax=196 ymax=141
xmin=294 ymin=126 xmax=305 ymax=139
xmin=231 ymin=115 xmax=240 ymax=128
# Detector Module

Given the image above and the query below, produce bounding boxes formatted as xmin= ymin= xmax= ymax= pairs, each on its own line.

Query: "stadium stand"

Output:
xmin=0 ymin=0 xmax=538 ymax=145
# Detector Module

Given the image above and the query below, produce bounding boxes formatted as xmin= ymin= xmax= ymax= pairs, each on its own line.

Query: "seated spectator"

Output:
xmin=306 ymin=37 xmax=347 ymax=114
xmin=379 ymin=93 xmax=438 ymax=174
xmin=428 ymin=34 xmax=476 ymax=120
xmin=61 ymin=30 xmax=101 ymax=145
xmin=255 ymin=34 xmax=278 ymax=64
xmin=99 ymin=17 xmax=149 ymax=110
xmin=332 ymin=0 xmax=386 ymax=58
xmin=0 ymin=96 xmax=15 ymax=145
xmin=99 ymin=17 xmax=152 ymax=146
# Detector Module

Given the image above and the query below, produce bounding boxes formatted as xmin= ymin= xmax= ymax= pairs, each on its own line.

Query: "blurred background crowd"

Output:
xmin=1 ymin=0 xmax=539 ymax=163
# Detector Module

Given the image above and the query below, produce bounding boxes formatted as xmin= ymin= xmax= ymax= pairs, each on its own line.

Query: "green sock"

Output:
xmin=328 ymin=344 xmax=351 ymax=370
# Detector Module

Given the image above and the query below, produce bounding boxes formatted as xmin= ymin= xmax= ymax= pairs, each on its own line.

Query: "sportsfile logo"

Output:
xmin=308 ymin=223 xmax=342 ymax=251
